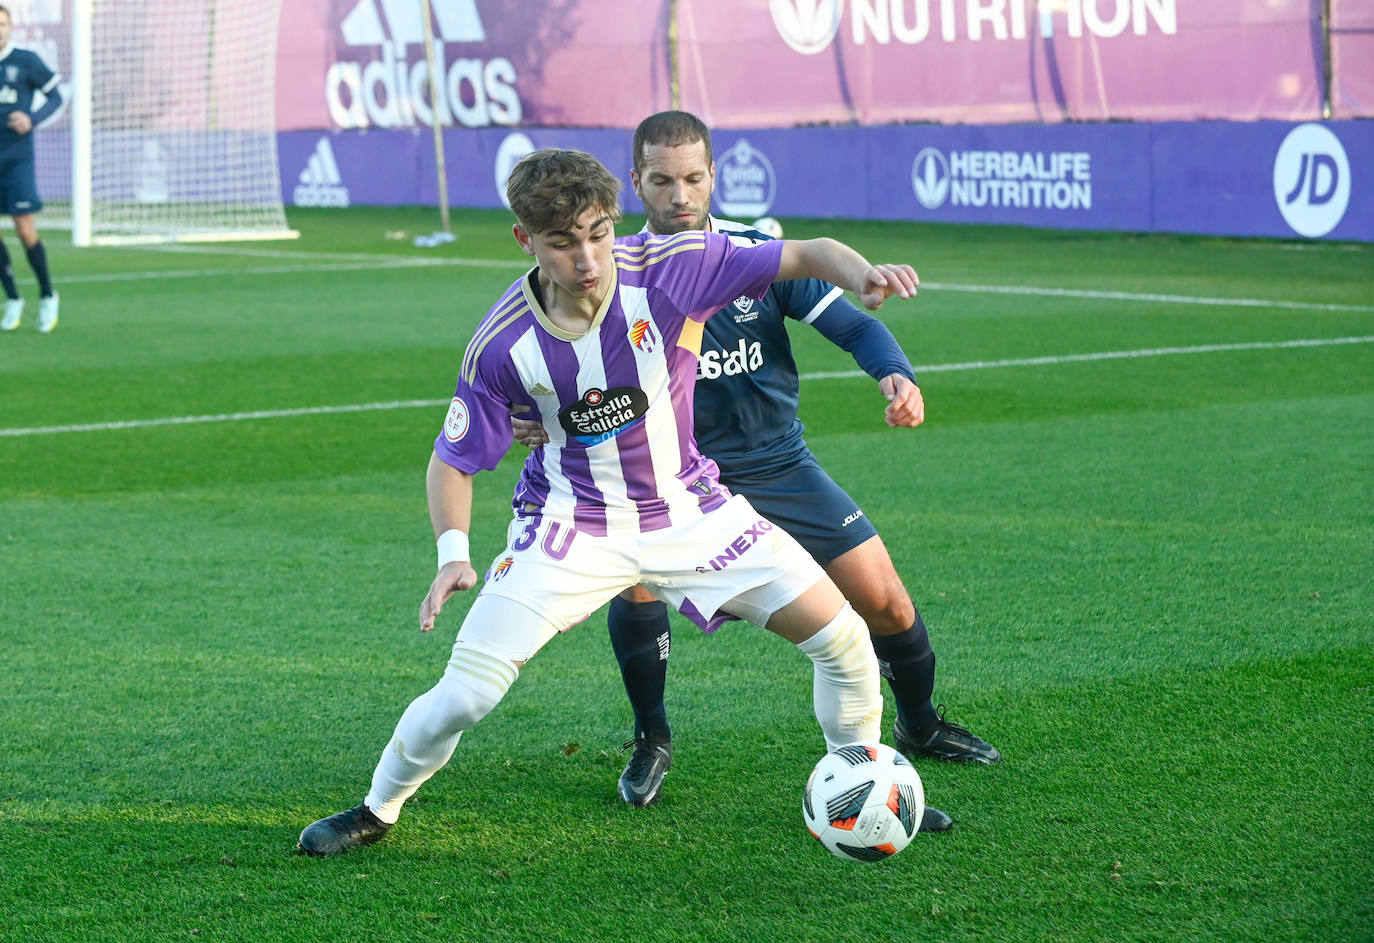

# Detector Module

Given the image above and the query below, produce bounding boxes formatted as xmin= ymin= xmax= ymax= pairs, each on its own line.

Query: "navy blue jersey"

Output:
xmin=0 ymin=44 xmax=59 ymax=162
xmin=689 ymin=216 xmax=917 ymax=479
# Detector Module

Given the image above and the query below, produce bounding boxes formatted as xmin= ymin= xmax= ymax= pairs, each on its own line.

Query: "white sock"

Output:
xmin=796 ymin=603 xmax=882 ymax=751
xmin=363 ymin=645 xmax=519 ymax=824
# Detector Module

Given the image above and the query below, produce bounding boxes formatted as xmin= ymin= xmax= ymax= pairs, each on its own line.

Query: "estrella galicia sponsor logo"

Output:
xmin=698 ymin=340 xmax=764 ymax=380
xmin=1273 ymin=123 xmax=1351 ymax=239
xmin=294 ymin=137 xmax=351 ymax=207
xmin=715 ymin=140 xmax=777 ymax=218
xmin=912 ymin=147 xmax=1092 ymax=212
xmin=697 ymin=519 xmax=775 ymax=572
xmin=558 ymin=386 xmax=649 ymax=446
xmin=326 ymin=0 xmax=521 ymax=130
xmin=494 ymin=132 xmax=536 ymax=208
xmin=770 ymin=0 xmax=845 ymax=55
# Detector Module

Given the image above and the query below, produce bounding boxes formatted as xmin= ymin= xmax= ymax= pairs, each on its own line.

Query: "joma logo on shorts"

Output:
xmin=698 ymin=519 xmax=774 ymax=572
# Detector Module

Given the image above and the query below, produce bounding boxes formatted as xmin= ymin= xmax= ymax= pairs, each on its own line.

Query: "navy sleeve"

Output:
xmin=29 ymin=83 xmax=61 ymax=127
xmin=773 ymin=278 xmax=917 ymax=383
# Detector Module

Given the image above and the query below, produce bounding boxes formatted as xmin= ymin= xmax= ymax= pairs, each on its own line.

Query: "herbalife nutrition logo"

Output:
xmin=294 ymin=138 xmax=351 ymax=208
xmin=770 ymin=0 xmax=844 ymax=55
xmin=327 ymin=0 xmax=521 ymax=130
xmin=912 ymin=146 xmax=1092 ymax=212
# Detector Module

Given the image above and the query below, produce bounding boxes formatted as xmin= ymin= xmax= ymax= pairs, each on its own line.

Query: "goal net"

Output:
xmin=30 ymin=0 xmax=296 ymax=245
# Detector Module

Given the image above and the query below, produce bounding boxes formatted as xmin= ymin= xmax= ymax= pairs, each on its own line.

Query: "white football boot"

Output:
xmin=0 ymin=297 xmax=21 ymax=330
xmin=37 ymin=293 xmax=58 ymax=333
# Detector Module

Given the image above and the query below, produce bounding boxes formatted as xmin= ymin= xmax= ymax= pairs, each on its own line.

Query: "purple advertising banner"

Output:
xmin=679 ymin=0 xmax=1323 ymax=126
xmin=280 ymin=119 xmax=1374 ymax=242
xmin=275 ymin=1 xmax=1374 ymax=132
xmin=277 ymin=0 xmax=672 ymax=132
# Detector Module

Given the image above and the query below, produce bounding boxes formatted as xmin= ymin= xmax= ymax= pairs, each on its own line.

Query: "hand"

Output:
xmin=418 ymin=560 xmax=479 ymax=632
xmin=511 ymin=416 xmax=549 ymax=449
xmin=880 ymin=375 xmax=924 ymax=428
xmin=857 ymin=263 xmax=919 ymax=310
xmin=7 ymin=111 xmax=32 ymax=135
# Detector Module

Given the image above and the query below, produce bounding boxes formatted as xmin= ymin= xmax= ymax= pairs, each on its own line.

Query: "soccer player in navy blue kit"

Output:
xmin=516 ymin=112 xmax=1000 ymax=821
xmin=0 ymin=5 xmax=60 ymax=334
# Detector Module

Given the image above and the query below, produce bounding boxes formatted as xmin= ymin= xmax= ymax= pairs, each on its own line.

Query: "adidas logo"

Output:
xmin=324 ymin=0 xmax=522 ymax=130
xmin=293 ymin=138 xmax=351 ymax=208
xmin=340 ymin=0 xmax=485 ymax=47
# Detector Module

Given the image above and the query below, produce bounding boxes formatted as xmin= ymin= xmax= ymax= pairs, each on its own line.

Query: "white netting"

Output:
xmin=30 ymin=0 xmax=294 ymax=244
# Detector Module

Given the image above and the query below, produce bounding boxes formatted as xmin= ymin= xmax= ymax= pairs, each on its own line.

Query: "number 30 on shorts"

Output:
xmin=511 ymin=516 xmax=577 ymax=560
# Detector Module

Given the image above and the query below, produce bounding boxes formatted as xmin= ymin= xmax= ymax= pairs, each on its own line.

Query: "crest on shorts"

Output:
xmin=628 ymin=317 xmax=658 ymax=353
xmin=490 ymin=556 xmax=514 ymax=581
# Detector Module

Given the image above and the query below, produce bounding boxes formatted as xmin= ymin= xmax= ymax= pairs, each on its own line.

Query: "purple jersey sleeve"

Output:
xmin=432 ymin=283 xmax=530 ymax=474
xmin=433 ymin=375 xmax=517 ymax=475
xmin=619 ymin=231 xmax=784 ymax=323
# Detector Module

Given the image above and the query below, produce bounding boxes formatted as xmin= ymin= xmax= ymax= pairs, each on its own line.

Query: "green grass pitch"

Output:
xmin=1 ymin=208 xmax=1371 ymax=942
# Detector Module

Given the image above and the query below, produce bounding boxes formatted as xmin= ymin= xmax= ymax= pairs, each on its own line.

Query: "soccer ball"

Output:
xmin=752 ymin=216 xmax=784 ymax=239
xmin=803 ymin=743 xmax=924 ymax=862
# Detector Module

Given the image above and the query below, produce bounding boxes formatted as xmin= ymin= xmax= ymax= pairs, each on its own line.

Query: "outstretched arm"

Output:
xmin=419 ymin=453 xmax=479 ymax=632
xmin=777 ymin=237 xmax=918 ymax=310
xmin=793 ymin=289 xmax=923 ymax=428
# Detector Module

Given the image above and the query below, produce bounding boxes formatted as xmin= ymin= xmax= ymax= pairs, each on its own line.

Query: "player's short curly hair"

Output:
xmin=632 ymin=111 xmax=713 ymax=173
xmin=506 ymin=149 xmax=622 ymax=234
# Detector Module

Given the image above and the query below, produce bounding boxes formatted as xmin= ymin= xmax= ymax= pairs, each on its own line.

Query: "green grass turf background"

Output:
xmin=1 ymin=208 xmax=1370 ymax=942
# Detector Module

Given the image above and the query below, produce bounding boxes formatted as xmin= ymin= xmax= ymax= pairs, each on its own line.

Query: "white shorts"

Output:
xmin=458 ymin=494 xmax=824 ymax=662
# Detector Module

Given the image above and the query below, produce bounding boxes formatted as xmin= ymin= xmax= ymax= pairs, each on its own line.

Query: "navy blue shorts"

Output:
xmin=721 ymin=454 xmax=878 ymax=567
xmin=0 ymin=155 xmax=42 ymax=215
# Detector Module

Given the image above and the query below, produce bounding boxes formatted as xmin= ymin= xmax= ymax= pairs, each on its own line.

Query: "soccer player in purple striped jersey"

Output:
xmin=297 ymin=148 xmax=921 ymax=856
xmin=519 ymin=112 xmax=999 ymax=820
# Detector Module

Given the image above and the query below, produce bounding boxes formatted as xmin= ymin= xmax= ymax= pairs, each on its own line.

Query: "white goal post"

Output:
xmin=65 ymin=0 xmax=297 ymax=246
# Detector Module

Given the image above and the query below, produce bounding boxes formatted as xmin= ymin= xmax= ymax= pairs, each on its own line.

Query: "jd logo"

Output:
xmin=1273 ymin=124 xmax=1350 ymax=238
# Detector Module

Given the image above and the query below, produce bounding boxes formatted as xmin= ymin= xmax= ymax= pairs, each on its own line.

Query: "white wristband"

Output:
xmin=436 ymin=529 xmax=470 ymax=569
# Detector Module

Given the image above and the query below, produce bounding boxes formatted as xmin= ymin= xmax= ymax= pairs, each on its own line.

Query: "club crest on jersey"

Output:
xmin=4 ymin=66 xmax=17 ymax=83
xmin=731 ymin=296 xmax=758 ymax=323
xmin=629 ymin=317 xmax=659 ymax=353
xmin=558 ymin=385 xmax=649 ymax=447
xmin=443 ymin=396 xmax=471 ymax=442
xmin=489 ymin=556 xmax=515 ymax=581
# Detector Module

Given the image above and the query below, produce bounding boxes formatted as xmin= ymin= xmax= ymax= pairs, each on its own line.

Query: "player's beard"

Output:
xmin=646 ymin=203 xmax=709 ymax=236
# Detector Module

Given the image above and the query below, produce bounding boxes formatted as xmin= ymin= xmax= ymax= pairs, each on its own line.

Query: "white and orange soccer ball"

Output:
xmin=803 ymin=743 xmax=924 ymax=862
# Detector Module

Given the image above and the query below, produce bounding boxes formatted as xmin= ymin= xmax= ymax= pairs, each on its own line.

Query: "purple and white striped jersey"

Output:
xmin=435 ymin=229 xmax=785 ymax=536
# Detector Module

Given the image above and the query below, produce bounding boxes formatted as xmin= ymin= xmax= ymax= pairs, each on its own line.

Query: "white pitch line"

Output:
xmin=58 ymin=247 xmax=1374 ymax=312
xmin=920 ymin=281 xmax=1374 ymax=313
xmin=4 ymin=335 xmax=1371 ymax=439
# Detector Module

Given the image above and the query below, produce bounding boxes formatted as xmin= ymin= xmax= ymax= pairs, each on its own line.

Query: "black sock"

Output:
xmin=24 ymin=240 xmax=52 ymax=297
xmin=0 ymin=241 xmax=17 ymax=299
xmin=871 ymin=612 xmax=939 ymax=734
xmin=607 ymin=596 xmax=672 ymax=741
